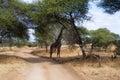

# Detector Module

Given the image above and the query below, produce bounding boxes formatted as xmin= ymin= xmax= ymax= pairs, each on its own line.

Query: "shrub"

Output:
xmin=114 ymin=40 xmax=120 ymax=55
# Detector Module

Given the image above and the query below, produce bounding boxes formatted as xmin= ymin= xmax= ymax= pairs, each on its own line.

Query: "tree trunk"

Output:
xmin=89 ymin=43 xmax=94 ymax=55
xmin=71 ymin=20 xmax=86 ymax=59
xmin=80 ymin=45 xmax=86 ymax=59
xmin=55 ymin=13 xmax=87 ymax=59
xmin=45 ymin=42 xmax=48 ymax=53
xmin=104 ymin=46 xmax=108 ymax=52
xmin=40 ymin=44 xmax=43 ymax=48
xmin=9 ymin=35 xmax=12 ymax=51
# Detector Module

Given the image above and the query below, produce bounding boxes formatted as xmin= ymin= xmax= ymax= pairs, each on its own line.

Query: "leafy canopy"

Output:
xmin=90 ymin=28 xmax=117 ymax=47
xmin=99 ymin=0 xmax=120 ymax=14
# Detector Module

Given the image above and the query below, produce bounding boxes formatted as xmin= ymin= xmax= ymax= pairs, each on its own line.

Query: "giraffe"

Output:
xmin=50 ymin=27 xmax=65 ymax=58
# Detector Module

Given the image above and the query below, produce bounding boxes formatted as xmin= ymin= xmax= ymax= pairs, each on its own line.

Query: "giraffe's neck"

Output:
xmin=56 ymin=27 xmax=64 ymax=42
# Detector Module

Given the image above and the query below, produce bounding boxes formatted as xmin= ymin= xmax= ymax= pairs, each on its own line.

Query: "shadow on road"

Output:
xmin=0 ymin=48 xmax=117 ymax=65
xmin=0 ymin=53 xmax=82 ymax=64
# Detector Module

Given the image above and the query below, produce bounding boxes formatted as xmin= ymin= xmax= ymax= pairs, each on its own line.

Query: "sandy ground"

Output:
xmin=0 ymin=46 xmax=120 ymax=80
xmin=0 ymin=47 xmax=84 ymax=80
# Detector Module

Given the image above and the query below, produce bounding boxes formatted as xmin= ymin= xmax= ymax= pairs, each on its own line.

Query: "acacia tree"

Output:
xmin=29 ymin=0 xmax=89 ymax=59
xmin=90 ymin=28 xmax=118 ymax=53
xmin=35 ymin=24 xmax=56 ymax=52
xmin=0 ymin=0 xmax=28 ymax=48
xmin=99 ymin=0 xmax=120 ymax=56
xmin=114 ymin=40 xmax=120 ymax=55
xmin=64 ymin=26 xmax=90 ymax=49
xmin=77 ymin=27 xmax=90 ymax=44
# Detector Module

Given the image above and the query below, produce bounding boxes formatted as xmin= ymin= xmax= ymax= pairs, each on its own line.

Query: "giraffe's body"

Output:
xmin=50 ymin=27 xmax=65 ymax=58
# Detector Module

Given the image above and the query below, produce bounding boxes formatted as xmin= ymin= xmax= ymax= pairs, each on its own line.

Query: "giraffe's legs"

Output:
xmin=50 ymin=47 xmax=53 ymax=58
xmin=57 ymin=47 xmax=61 ymax=58
xmin=50 ymin=52 xmax=52 ymax=58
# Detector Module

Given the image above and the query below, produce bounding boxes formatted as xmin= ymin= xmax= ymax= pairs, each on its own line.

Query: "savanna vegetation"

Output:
xmin=0 ymin=0 xmax=120 ymax=80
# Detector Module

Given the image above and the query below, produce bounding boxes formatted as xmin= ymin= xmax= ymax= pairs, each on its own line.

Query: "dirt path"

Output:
xmin=2 ymin=48 xmax=84 ymax=80
xmin=25 ymin=63 xmax=82 ymax=80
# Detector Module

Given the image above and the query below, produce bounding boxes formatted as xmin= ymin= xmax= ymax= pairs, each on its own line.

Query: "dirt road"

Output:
xmin=1 ymin=47 xmax=84 ymax=80
xmin=25 ymin=63 xmax=82 ymax=80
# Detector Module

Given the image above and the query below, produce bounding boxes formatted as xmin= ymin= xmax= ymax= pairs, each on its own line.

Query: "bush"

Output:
xmin=114 ymin=40 xmax=120 ymax=55
xmin=115 ymin=47 xmax=120 ymax=55
xmin=27 ymin=42 xmax=37 ymax=47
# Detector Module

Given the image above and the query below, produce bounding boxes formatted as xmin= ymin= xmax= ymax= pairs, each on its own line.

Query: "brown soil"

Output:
xmin=0 ymin=46 xmax=120 ymax=80
xmin=0 ymin=46 xmax=83 ymax=80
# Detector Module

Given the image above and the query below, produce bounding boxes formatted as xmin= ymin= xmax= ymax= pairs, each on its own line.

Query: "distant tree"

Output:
xmin=29 ymin=0 xmax=90 ymax=59
xmin=98 ymin=0 xmax=120 ymax=58
xmin=114 ymin=40 xmax=120 ymax=55
xmin=1 ymin=0 xmax=90 ymax=59
xmin=77 ymin=27 xmax=90 ymax=45
xmin=90 ymin=28 xmax=118 ymax=53
xmin=35 ymin=25 xmax=55 ymax=52
xmin=112 ymin=34 xmax=120 ymax=56
xmin=64 ymin=26 xmax=90 ymax=49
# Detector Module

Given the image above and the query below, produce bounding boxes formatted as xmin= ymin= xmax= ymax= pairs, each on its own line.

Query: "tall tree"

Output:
xmin=90 ymin=28 xmax=118 ymax=52
xmin=0 ymin=0 xmax=28 ymax=46
xmin=29 ymin=0 xmax=89 ymax=59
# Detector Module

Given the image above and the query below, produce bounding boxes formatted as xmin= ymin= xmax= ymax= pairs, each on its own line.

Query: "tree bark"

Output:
xmin=89 ymin=43 xmax=94 ymax=55
xmin=71 ymin=19 xmax=86 ymax=59
xmin=40 ymin=44 xmax=43 ymax=48
xmin=45 ymin=42 xmax=48 ymax=53
xmin=9 ymin=33 xmax=12 ymax=51
xmin=54 ymin=13 xmax=87 ymax=59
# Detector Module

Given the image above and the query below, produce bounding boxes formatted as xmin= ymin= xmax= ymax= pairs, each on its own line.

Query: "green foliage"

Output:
xmin=13 ymin=39 xmax=27 ymax=47
xmin=78 ymin=27 xmax=91 ymax=44
xmin=35 ymin=31 xmax=54 ymax=45
xmin=42 ymin=0 xmax=89 ymax=22
xmin=76 ymin=26 xmax=90 ymax=44
xmin=0 ymin=0 xmax=29 ymax=43
xmin=1 ymin=0 xmax=89 ymax=49
xmin=78 ymin=26 xmax=90 ymax=35
xmin=0 ymin=8 xmax=16 ymax=27
xmin=27 ymin=42 xmax=37 ymax=47
xmin=64 ymin=26 xmax=90 ymax=45
xmin=0 ymin=8 xmax=28 ymax=39
xmin=90 ymin=28 xmax=117 ymax=48
xmin=29 ymin=0 xmax=89 ymax=28
xmin=115 ymin=47 xmax=120 ymax=55
xmin=99 ymin=0 xmax=120 ymax=14
xmin=10 ymin=0 xmax=33 ymax=14
xmin=29 ymin=0 xmax=89 ymax=47
xmin=113 ymin=38 xmax=120 ymax=55
xmin=12 ymin=22 xmax=28 ymax=39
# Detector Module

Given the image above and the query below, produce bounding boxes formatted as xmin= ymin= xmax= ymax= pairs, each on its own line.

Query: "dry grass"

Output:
xmin=49 ymin=45 xmax=81 ymax=58
xmin=0 ymin=58 xmax=29 ymax=80
xmin=69 ymin=60 xmax=120 ymax=80
xmin=60 ymin=46 xmax=120 ymax=80
xmin=0 ymin=48 xmax=29 ymax=79
xmin=46 ymin=45 xmax=120 ymax=80
xmin=75 ymin=65 xmax=120 ymax=80
xmin=0 ymin=45 xmax=120 ymax=80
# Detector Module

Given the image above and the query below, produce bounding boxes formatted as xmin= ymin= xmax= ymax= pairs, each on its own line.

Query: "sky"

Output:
xmin=22 ymin=0 xmax=120 ymax=35
xmin=20 ymin=0 xmax=33 ymax=3
xmin=82 ymin=1 xmax=120 ymax=35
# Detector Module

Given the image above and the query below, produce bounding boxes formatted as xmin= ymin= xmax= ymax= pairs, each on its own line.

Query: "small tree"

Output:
xmin=113 ymin=37 xmax=120 ymax=55
xmin=114 ymin=43 xmax=120 ymax=55
xmin=35 ymin=32 xmax=54 ymax=52
xmin=90 ymin=28 xmax=117 ymax=52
